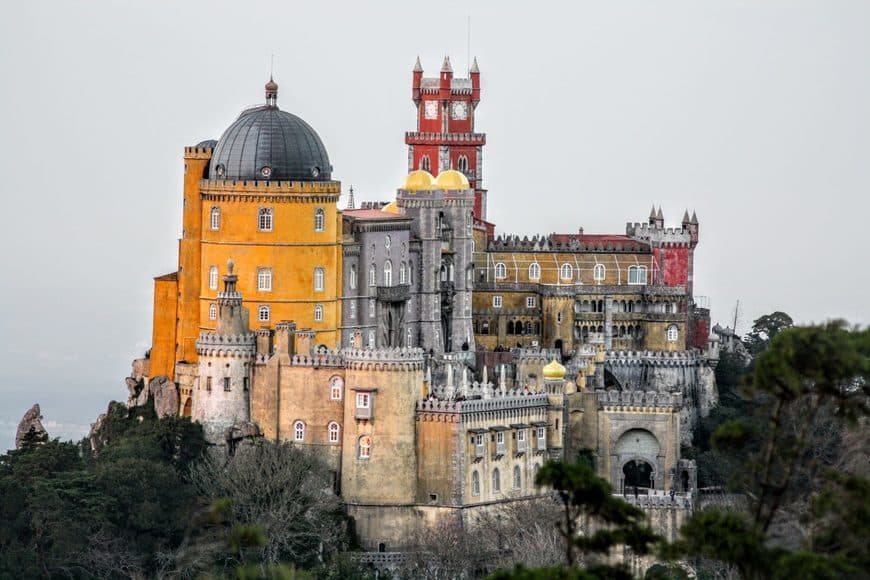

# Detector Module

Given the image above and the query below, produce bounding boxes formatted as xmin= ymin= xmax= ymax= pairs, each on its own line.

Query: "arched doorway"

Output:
xmin=623 ymin=459 xmax=653 ymax=490
xmin=182 ymin=398 xmax=192 ymax=418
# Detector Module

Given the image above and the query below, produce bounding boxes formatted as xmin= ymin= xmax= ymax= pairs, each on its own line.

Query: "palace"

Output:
xmin=141 ymin=56 xmax=719 ymax=554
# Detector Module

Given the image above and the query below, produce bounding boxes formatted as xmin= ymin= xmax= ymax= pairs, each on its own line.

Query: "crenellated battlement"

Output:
xmin=513 ymin=347 xmax=561 ymax=364
xmin=290 ymin=350 xmax=344 ymax=368
xmin=184 ymin=146 xmax=214 ymax=159
xmin=201 ymin=179 xmax=342 ymax=195
xmin=343 ymin=347 xmax=426 ymax=371
xmin=606 ymin=350 xmax=704 ymax=367
xmin=416 ymin=392 xmax=550 ymax=415
xmin=196 ymin=331 xmax=256 ymax=357
xmin=596 ymin=389 xmax=683 ymax=409
xmin=486 ymin=234 xmax=649 ymax=253
xmin=625 ymin=222 xmax=695 ymax=246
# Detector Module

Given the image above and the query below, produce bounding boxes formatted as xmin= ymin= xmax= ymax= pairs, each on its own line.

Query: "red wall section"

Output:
xmin=655 ymin=247 xmax=689 ymax=286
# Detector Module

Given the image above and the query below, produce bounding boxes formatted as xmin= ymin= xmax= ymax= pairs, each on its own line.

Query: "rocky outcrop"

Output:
xmin=125 ymin=359 xmax=179 ymax=419
xmin=15 ymin=404 xmax=48 ymax=449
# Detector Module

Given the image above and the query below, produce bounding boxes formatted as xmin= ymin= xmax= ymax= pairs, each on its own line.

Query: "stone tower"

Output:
xmin=407 ymin=56 xmax=487 ymax=222
xmin=193 ymin=260 xmax=256 ymax=443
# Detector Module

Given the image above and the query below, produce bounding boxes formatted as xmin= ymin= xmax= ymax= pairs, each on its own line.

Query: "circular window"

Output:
xmin=311 ymin=166 xmax=321 ymax=178
xmin=215 ymin=164 xmax=225 ymax=177
xmin=260 ymin=166 xmax=273 ymax=178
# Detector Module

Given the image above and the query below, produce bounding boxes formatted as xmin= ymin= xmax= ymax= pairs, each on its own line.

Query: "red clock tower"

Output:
xmin=407 ymin=56 xmax=489 ymax=228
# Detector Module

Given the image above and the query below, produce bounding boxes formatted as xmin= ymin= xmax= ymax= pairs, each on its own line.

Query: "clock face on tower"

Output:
xmin=424 ymin=100 xmax=439 ymax=120
xmin=451 ymin=101 xmax=468 ymax=120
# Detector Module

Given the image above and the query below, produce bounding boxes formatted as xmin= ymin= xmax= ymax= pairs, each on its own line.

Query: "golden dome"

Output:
xmin=381 ymin=200 xmax=401 ymax=214
xmin=434 ymin=169 xmax=470 ymax=190
xmin=402 ymin=170 xmax=435 ymax=191
xmin=542 ymin=359 xmax=567 ymax=380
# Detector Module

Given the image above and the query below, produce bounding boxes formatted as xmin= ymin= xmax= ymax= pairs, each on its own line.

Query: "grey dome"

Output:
xmin=209 ymin=105 xmax=332 ymax=182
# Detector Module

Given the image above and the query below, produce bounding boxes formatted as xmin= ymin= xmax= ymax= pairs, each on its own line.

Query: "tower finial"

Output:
xmin=441 ymin=54 xmax=453 ymax=73
xmin=347 ymin=185 xmax=356 ymax=209
xmin=265 ymin=76 xmax=278 ymax=107
xmin=470 ymin=56 xmax=480 ymax=74
xmin=649 ymin=205 xmax=657 ymax=219
xmin=656 ymin=206 xmax=664 ymax=220
xmin=413 ymin=55 xmax=423 ymax=72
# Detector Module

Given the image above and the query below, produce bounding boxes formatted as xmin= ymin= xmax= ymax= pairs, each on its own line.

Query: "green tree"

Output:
xmin=743 ymin=311 xmax=793 ymax=355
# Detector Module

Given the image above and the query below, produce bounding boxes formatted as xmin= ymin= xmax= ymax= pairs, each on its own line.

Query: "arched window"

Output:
xmin=471 ymin=240 xmax=475 ymax=253
xmin=457 ymin=155 xmax=469 ymax=173
xmin=384 ymin=235 xmax=391 ymax=251
xmin=513 ymin=465 xmax=521 ymax=489
xmin=368 ymin=264 xmax=377 ymax=287
xmin=628 ymin=265 xmax=648 ymax=285
xmin=349 ymin=265 xmax=357 ymax=289
xmin=210 ymin=206 xmax=220 ymax=230
xmin=314 ymin=208 xmax=325 ymax=232
xmin=349 ymin=301 xmax=356 ymax=319
xmin=314 ymin=304 xmax=324 ymax=322
xmin=406 ymin=326 xmax=413 ymax=346
xmin=330 ymin=376 xmax=343 ymax=400
xmin=258 ymin=207 xmax=273 ymax=231
xmin=560 ymin=263 xmax=573 ymax=280
xmin=208 ymin=265 xmax=219 ymax=290
xmin=667 ymin=324 xmax=679 ymax=342
xmin=408 ymin=262 xmax=414 ymax=285
xmin=492 ymin=468 xmax=501 ymax=493
xmin=420 ymin=155 xmax=431 ymax=171
xmin=471 ymin=470 xmax=480 ymax=496
xmin=293 ymin=421 xmax=305 ymax=442
xmin=328 ymin=422 xmax=340 ymax=444
xmin=495 ymin=262 xmax=507 ymax=279
xmin=359 ymin=435 xmax=372 ymax=459
xmin=383 ymin=260 xmax=392 ymax=286
xmin=314 ymin=267 xmax=325 ymax=291
xmin=258 ymin=305 xmax=270 ymax=322
xmin=400 ymin=262 xmax=407 ymax=284
xmin=529 ymin=262 xmax=540 ymax=280
xmin=367 ymin=330 xmax=375 ymax=348
xmin=208 ymin=303 xmax=217 ymax=320
xmin=594 ymin=263 xmax=605 ymax=281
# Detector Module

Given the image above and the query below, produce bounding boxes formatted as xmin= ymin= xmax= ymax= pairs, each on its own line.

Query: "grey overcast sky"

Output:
xmin=1 ymin=1 xmax=868 ymax=450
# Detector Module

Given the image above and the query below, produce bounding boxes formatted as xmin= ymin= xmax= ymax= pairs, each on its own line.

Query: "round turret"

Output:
xmin=434 ymin=169 xmax=470 ymax=190
xmin=542 ymin=359 xmax=567 ymax=380
xmin=401 ymin=169 xmax=435 ymax=191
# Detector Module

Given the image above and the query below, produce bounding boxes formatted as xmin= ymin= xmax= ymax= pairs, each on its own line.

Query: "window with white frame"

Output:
xmin=492 ymin=468 xmax=501 ymax=493
xmin=628 ymin=265 xmax=647 ymax=285
xmin=210 ymin=206 xmax=220 ymax=230
xmin=258 ymin=207 xmax=273 ymax=231
xmin=529 ymin=262 xmax=540 ymax=280
xmin=328 ymin=422 xmax=340 ymax=443
xmin=369 ymin=299 xmax=375 ymax=318
xmin=258 ymin=305 xmax=270 ymax=322
xmin=384 ymin=235 xmax=391 ymax=251
xmin=400 ymin=262 xmax=407 ymax=284
xmin=349 ymin=301 xmax=356 ymax=319
xmin=495 ymin=262 xmax=507 ymax=279
xmin=223 ymin=377 xmax=231 ymax=392
xmin=314 ymin=208 xmax=325 ymax=232
xmin=368 ymin=264 xmax=376 ymax=287
xmin=314 ymin=304 xmax=324 ymax=322
xmin=420 ymin=155 xmax=430 ymax=171
xmin=208 ymin=303 xmax=217 ymax=320
xmin=208 ymin=265 xmax=219 ymax=290
xmin=330 ymin=376 xmax=343 ymax=400
xmin=383 ymin=260 xmax=392 ymax=286
xmin=408 ymin=262 xmax=413 ymax=284
xmin=560 ymin=263 xmax=573 ymax=280
xmin=513 ymin=465 xmax=522 ymax=489
xmin=526 ymin=296 xmax=536 ymax=308
xmin=358 ymin=435 xmax=372 ymax=459
xmin=314 ymin=267 xmax=325 ymax=292
xmin=406 ymin=326 xmax=413 ymax=346
xmin=457 ymin=155 xmax=469 ymax=173
xmin=667 ymin=324 xmax=679 ymax=342
xmin=349 ymin=265 xmax=357 ymax=289
xmin=471 ymin=470 xmax=480 ymax=496
xmin=536 ymin=426 xmax=546 ymax=449
xmin=293 ymin=421 xmax=305 ymax=442
xmin=367 ymin=330 xmax=375 ymax=348
xmin=594 ymin=263 xmax=605 ymax=281
xmin=493 ymin=295 xmax=502 ymax=308
xmin=257 ymin=268 xmax=272 ymax=292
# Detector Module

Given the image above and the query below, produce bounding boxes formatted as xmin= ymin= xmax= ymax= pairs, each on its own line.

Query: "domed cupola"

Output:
xmin=209 ymin=78 xmax=333 ymax=182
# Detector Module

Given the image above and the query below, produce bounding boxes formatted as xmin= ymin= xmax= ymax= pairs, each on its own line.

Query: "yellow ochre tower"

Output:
xmin=150 ymin=78 xmax=343 ymax=387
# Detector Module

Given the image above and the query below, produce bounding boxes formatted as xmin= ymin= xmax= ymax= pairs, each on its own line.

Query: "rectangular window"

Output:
xmin=495 ymin=431 xmax=505 ymax=455
xmin=526 ymin=296 xmax=536 ymax=308
xmin=369 ymin=299 xmax=376 ymax=318
xmin=349 ymin=302 xmax=356 ymax=319
xmin=223 ymin=377 xmax=231 ymax=392
xmin=493 ymin=296 xmax=502 ymax=308
xmin=355 ymin=392 xmax=372 ymax=419
xmin=536 ymin=427 xmax=546 ymax=450
xmin=243 ymin=377 xmax=249 ymax=392
xmin=517 ymin=429 xmax=527 ymax=452
xmin=257 ymin=268 xmax=272 ymax=292
xmin=474 ymin=434 xmax=485 ymax=458
xmin=206 ymin=376 xmax=212 ymax=391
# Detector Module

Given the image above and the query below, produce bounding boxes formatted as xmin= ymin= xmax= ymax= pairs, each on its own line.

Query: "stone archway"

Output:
xmin=182 ymin=397 xmax=192 ymax=418
xmin=623 ymin=459 xmax=654 ymax=490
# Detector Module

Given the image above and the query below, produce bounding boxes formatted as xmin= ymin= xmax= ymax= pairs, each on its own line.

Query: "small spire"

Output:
xmin=265 ymin=77 xmax=278 ymax=107
xmin=649 ymin=205 xmax=657 ymax=219
xmin=347 ymin=185 xmax=355 ymax=210
xmin=470 ymin=56 xmax=479 ymax=73
xmin=682 ymin=210 xmax=690 ymax=223
xmin=227 ymin=258 xmax=235 ymax=275
xmin=413 ymin=55 xmax=423 ymax=72
xmin=441 ymin=55 xmax=453 ymax=73
xmin=690 ymin=211 xmax=698 ymax=224
xmin=656 ymin=206 xmax=664 ymax=220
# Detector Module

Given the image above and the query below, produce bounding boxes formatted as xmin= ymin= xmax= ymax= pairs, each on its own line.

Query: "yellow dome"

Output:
xmin=542 ymin=359 xmax=567 ymax=380
xmin=381 ymin=200 xmax=401 ymax=214
xmin=402 ymin=170 xmax=435 ymax=191
xmin=434 ymin=169 xmax=470 ymax=190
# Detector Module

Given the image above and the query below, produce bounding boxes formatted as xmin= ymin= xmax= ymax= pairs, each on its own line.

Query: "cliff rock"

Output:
xmin=15 ymin=404 xmax=49 ymax=449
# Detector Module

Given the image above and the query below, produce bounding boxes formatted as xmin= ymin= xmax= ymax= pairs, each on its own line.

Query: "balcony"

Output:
xmin=376 ymin=284 xmax=410 ymax=303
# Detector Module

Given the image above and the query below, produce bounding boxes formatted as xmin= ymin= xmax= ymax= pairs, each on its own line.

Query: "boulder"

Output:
xmin=15 ymin=404 xmax=48 ymax=449
xmin=148 ymin=375 xmax=180 ymax=418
